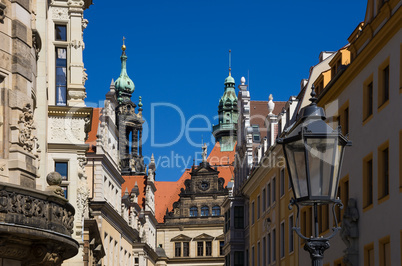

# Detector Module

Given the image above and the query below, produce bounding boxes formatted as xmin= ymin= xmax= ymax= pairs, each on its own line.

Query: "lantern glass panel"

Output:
xmin=330 ymin=143 xmax=345 ymax=198
xmin=285 ymin=139 xmax=308 ymax=199
xmin=306 ymin=137 xmax=338 ymax=198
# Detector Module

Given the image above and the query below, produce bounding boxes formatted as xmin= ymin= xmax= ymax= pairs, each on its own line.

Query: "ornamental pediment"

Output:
xmin=170 ymin=234 xmax=192 ymax=242
xmin=193 ymin=233 xmax=214 ymax=241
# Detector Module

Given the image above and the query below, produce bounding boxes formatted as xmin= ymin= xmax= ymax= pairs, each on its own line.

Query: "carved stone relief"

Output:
xmin=52 ymin=7 xmax=69 ymax=20
xmin=18 ymin=104 xmax=39 ymax=154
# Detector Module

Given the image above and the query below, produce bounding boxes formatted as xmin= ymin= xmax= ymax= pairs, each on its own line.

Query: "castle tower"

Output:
xmin=212 ymin=52 xmax=238 ymax=151
xmin=115 ymin=43 xmax=145 ymax=174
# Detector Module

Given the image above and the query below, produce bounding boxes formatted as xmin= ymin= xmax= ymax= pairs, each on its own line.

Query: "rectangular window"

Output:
xmin=280 ymin=222 xmax=285 ymax=258
xmin=55 ymin=24 xmax=67 ymax=41
xmin=267 ymin=233 xmax=271 ymax=264
xmin=56 ymin=47 xmax=67 ymax=106
xmin=379 ymin=236 xmax=391 ymax=266
xmin=55 ymin=161 xmax=68 ymax=180
xmin=234 ymin=206 xmax=244 ymax=229
xmin=378 ymin=142 xmax=389 ymax=200
xmin=234 ymin=251 xmax=244 ymax=266
xmin=378 ymin=60 xmax=390 ymax=108
xmin=183 ymin=242 xmax=189 ymax=257
xmin=252 ymin=125 xmax=261 ymax=143
xmin=344 ymin=107 xmax=349 ymax=135
xmin=318 ymin=205 xmax=329 ymax=233
xmin=251 ymin=246 xmax=255 ymax=266
xmin=280 ymin=168 xmax=285 ymax=197
xmin=262 ymin=188 xmax=266 ymax=212
xmin=205 ymin=241 xmax=212 ymax=256
xmin=257 ymin=242 xmax=260 ymax=266
xmin=197 ymin=242 xmax=203 ymax=256
xmin=272 ymin=228 xmax=276 ymax=262
xmin=364 ymin=243 xmax=374 ymax=266
xmin=219 ymin=241 xmax=224 ymax=256
xmin=289 ymin=215 xmax=294 ymax=253
xmin=252 ymin=202 xmax=255 ymax=225
xmin=257 ymin=195 xmax=260 ymax=219
xmin=363 ymin=80 xmax=373 ymax=120
xmin=363 ymin=154 xmax=374 ymax=208
xmin=272 ymin=177 xmax=276 ymax=204
xmin=262 ymin=237 xmax=266 ymax=266
xmin=267 ymin=183 xmax=271 ymax=208
xmin=175 ymin=242 xmax=181 ymax=257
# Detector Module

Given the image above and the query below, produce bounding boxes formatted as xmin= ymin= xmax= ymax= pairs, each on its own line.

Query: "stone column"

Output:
xmin=67 ymin=0 xmax=86 ymax=106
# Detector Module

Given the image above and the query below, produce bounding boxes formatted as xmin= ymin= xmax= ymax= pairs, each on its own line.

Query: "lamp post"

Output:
xmin=277 ymin=86 xmax=351 ymax=266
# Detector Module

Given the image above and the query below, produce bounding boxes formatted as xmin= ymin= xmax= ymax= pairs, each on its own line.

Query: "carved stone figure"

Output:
xmin=202 ymin=143 xmax=207 ymax=162
xmin=341 ymin=198 xmax=359 ymax=266
xmin=18 ymin=104 xmax=39 ymax=153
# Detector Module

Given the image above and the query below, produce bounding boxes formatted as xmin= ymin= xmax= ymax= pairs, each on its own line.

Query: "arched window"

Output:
xmin=212 ymin=206 xmax=221 ymax=216
xmin=190 ymin=206 xmax=198 ymax=217
xmin=201 ymin=206 xmax=209 ymax=216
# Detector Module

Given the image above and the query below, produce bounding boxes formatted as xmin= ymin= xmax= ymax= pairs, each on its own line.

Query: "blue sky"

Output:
xmin=83 ymin=0 xmax=367 ymax=181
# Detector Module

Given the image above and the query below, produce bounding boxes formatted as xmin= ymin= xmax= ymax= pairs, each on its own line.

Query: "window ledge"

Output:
xmin=362 ymin=114 xmax=373 ymax=125
xmin=378 ymin=194 xmax=390 ymax=204
xmin=377 ymin=100 xmax=389 ymax=113
xmin=363 ymin=203 xmax=373 ymax=213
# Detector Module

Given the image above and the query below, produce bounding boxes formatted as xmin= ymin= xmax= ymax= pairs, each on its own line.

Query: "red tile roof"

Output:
xmin=153 ymin=142 xmax=235 ymax=224
xmin=207 ymin=141 xmax=235 ymax=166
xmin=154 ymin=169 xmax=190 ymax=223
xmin=122 ymin=175 xmax=147 ymax=209
xmin=86 ymin=107 xmax=101 ymax=153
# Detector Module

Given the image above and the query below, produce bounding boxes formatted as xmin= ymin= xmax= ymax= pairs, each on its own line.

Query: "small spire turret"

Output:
xmin=115 ymin=37 xmax=135 ymax=104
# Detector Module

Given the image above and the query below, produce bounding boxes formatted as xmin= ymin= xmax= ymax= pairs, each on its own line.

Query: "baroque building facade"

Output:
xmin=224 ymin=1 xmax=402 ymax=266
xmin=0 ymin=0 xmax=95 ymax=265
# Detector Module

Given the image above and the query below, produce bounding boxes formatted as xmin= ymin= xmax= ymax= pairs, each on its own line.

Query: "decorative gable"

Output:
xmin=193 ymin=233 xmax=214 ymax=241
xmin=170 ymin=234 xmax=192 ymax=242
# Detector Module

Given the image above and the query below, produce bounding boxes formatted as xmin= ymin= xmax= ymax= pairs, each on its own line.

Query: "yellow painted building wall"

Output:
xmin=244 ymin=146 xmax=299 ymax=266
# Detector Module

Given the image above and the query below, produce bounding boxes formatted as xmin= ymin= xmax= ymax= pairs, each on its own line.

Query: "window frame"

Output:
xmin=363 ymin=153 xmax=374 ymax=210
xmin=363 ymin=75 xmax=374 ymax=123
xmin=378 ymin=58 xmax=390 ymax=111
xmin=378 ymin=141 xmax=390 ymax=203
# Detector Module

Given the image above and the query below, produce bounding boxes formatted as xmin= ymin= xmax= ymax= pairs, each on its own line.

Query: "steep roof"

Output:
xmin=121 ymin=175 xmax=147 ymax=209
xmin=86 ymin=107 xmax=101 ymax=153
xmin=250 ymin=101 xmax=286 ymax=139
xmin=153 ymin=142 xmax=235 ymax=224
xmin=154 ymin=170 xmax=190 ymax=223
xmin=207 ymin=141 xmax=235 ymax=166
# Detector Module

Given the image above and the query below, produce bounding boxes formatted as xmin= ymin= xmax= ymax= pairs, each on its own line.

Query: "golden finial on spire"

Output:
xmin=122 ymin=36 xmax=126 ymax=51
xmin=229 ymin=49 xmax=232 ymax=76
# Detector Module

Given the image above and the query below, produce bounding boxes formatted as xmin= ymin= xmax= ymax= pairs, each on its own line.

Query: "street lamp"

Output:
xmin=277 ymin=86 xmax=351 ymax=266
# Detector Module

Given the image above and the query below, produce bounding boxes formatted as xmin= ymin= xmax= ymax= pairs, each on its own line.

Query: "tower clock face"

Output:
xmin=199 ymin=181 xmax=210 ymax=191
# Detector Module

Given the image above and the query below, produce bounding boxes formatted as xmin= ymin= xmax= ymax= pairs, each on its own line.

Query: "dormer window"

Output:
xmin=252 ymin=125 xmax=261 ymax=143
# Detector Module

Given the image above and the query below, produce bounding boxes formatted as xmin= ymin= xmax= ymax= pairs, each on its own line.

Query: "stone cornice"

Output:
xmin=132 ymin=242 xmax=159 ymax=262
xmin=48 ymin=106 xmax=92 ymax=118
xmin=86 ymin=152 xmax=124 ymax=185
xmin=89 ymin=201 xmax=140 ymax=242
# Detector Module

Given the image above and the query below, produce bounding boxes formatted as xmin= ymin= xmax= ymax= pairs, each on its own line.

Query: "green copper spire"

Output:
xmin=115 ymin=38 xmax=135 ymax=104
xmin=212 ymin=50 xmax=238 ymax=151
